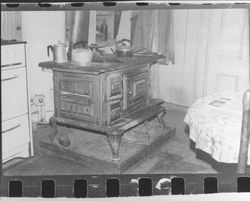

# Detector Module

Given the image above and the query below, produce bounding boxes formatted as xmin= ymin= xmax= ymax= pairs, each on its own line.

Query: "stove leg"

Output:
xmin=49 ymin=117 xmax=57 ymax=142
xmin=58 ymin=131 xmax=71 ymax=147
xmin=107 ymin=133 xmax=123 ymax=161
xmin=158 ymin=108 xmax=168 ymax=131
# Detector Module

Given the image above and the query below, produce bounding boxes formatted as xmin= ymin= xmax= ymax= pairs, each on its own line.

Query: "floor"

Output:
xmin=3 ymin=107 xmax=240 ymax=176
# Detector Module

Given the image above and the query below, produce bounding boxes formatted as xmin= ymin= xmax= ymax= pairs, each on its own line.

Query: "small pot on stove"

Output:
xmin=113 ymin=39 xmax=148 ymax=57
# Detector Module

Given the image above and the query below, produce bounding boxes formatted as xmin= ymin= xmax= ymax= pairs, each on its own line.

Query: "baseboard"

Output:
xmin=163 ymin=102 xmax=188 ymax=113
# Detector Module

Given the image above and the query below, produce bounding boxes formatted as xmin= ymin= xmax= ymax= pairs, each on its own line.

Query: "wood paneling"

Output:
xmin=205 ymin=9 xmax=249 ymax=96
xmin=159 ymin=9 xmax=249 ymax=107
xmin=1 ymin=11 xmax=22 ymax=40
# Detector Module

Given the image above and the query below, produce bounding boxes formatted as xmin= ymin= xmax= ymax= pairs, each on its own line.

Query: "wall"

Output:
xmin=116 ymin=11 xmax=131 ymax=41
xmin=159 ymin=9 xmax=211 ymax=106
xmin=21 ymin=11 xmax=65 ymax=122
xmin=19 ymin=9 xmax=249 ymax=120
xmin=158 ymin=9 xmax=249 ymax=107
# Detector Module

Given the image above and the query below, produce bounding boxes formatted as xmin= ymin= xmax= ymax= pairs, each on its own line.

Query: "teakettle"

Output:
xmin=47 ymin=41 xmax=68 ymax=63
xmin=71 ymin=41 xmax=105 ymax=65
xmin=71 ymin=41 xmax=93 ymax=65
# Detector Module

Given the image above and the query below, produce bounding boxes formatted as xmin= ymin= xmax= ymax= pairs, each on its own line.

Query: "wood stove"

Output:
xmin=54 ymin=64 xmax=150 ymax=125
xmin=39 ymin=54 xmax=168 ymax=161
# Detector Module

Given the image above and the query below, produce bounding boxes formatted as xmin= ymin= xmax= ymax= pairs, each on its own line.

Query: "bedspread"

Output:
xmin=184 ymin=91 xmax=250 ymax=164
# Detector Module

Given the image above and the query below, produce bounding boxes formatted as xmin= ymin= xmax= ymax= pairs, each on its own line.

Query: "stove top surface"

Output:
xmin=39 ymin=53 xmax=164 ymax=75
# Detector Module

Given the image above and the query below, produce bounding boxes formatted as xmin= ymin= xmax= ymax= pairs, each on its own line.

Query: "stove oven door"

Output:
xmin=56 ymin=73 xmax=96 ymax=123
xmin=123 ymin=69 xmax=150 ymax=113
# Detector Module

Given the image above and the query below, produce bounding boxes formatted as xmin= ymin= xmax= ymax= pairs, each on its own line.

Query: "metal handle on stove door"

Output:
xmin=123 ymin=76 xmax=128 ymax=110
xmin=103 ymin=93 xmax=107 ymax=103
xmin=2 ymin=124 xmax=21 ymax=134
xmin=1 ymin=75 xmax=18 ymax=82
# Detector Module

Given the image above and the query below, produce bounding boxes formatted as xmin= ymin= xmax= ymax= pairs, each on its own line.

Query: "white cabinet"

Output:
xmin=1 ymin=43 xmax=26 ymax=68
xmin=1 ymin=67 xmax=28 ymax=121
xmin=1 ymin=42 xmax=33 ymax=164
xmin=2 ymin=115 xmax=30 ymax=157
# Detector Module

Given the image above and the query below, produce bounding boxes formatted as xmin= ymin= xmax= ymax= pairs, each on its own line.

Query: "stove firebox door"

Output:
xmin=106 ymin=100 xmax=122 ymax=125
xmin=106 ymin=73 xmax=123 ymax=101
xmin=123 ymin=70 xmax=150 ymax=111
xmin=55 ymin=72 xmax=96 ymax=123
xmin=105 ymin=73 xmax=123 ymax=125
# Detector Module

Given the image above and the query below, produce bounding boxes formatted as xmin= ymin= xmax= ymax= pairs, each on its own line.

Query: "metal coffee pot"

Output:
xmin=47 ymin=41 xmax=68 ymax=63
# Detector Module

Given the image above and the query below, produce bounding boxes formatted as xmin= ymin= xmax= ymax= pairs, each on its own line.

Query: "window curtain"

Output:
xmin=65 ymin=11 xmax=90 ymax=60
xmin=1 ymin=11 xmax=22 ymax=40
xmin=114 ymin=11 xmax=122 ymax=39
xmin=131 ymin=10 xmax=175 ymax=98
xmin=131 ymin=10 xmax=175 ymax=65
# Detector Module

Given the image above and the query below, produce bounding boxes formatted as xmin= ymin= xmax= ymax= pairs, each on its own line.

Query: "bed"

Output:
xmin=184 ymin=91 xmax=250 ymax=169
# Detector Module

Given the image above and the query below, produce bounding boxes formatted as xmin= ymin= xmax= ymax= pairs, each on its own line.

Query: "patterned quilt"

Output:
xmin=184 ymin=91 xmax=250 ymax=164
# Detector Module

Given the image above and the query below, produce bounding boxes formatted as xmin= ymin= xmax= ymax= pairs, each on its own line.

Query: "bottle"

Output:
xmin=101 ymin=19 xmax=108 ymax=41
